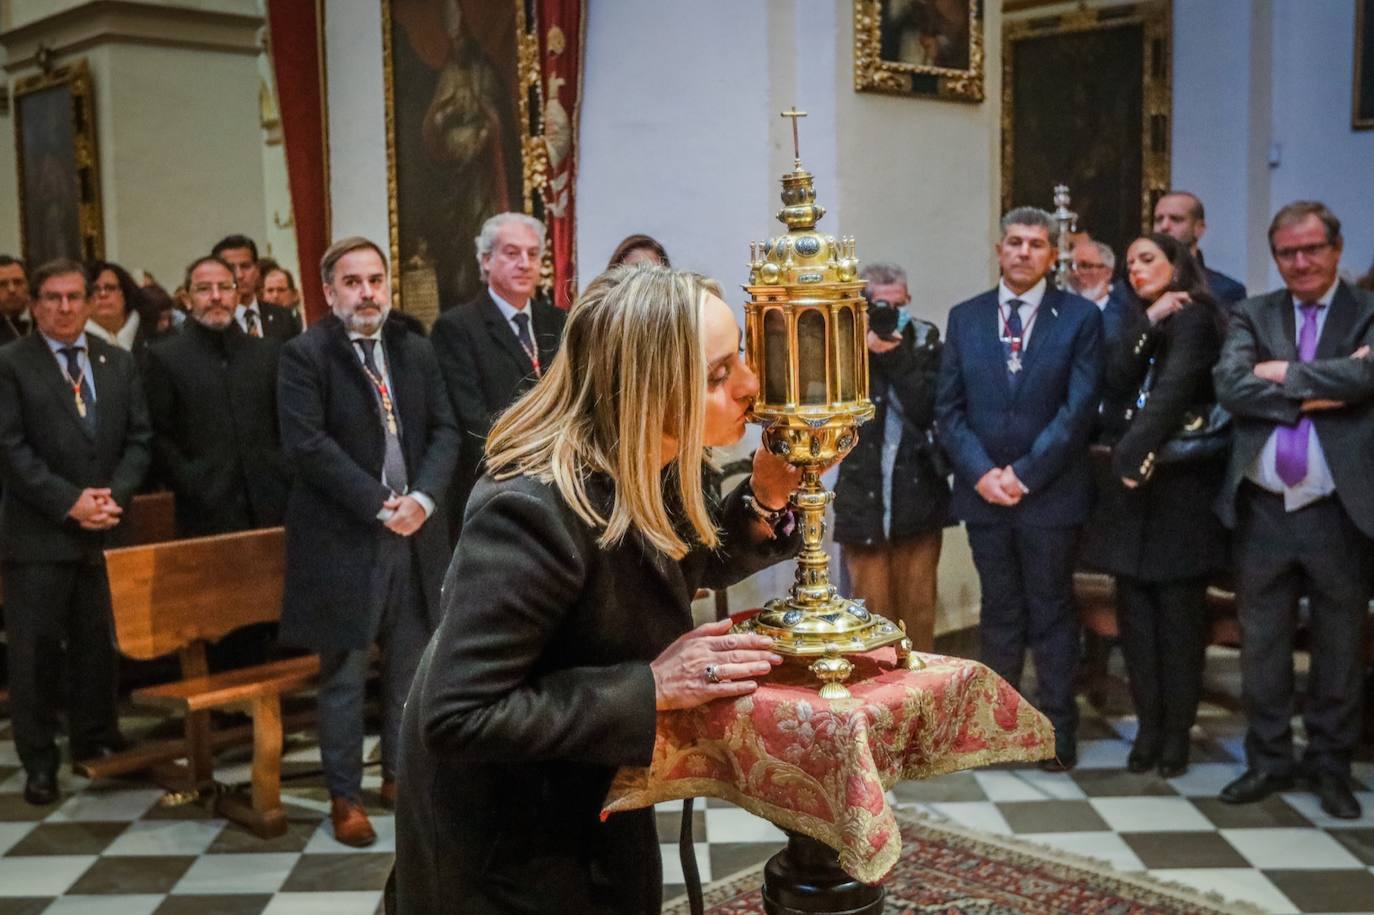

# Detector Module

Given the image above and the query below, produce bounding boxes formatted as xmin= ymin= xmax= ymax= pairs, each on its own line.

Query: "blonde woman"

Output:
xmin=391 ymin=265 xmax=803 ymax=914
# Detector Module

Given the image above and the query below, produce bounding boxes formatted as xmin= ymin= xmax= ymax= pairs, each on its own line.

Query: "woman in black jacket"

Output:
xmin=1082 ymin=233 xmax=1228 ymax=778
xmin=390 ymin=265 xmax=802 ymax=914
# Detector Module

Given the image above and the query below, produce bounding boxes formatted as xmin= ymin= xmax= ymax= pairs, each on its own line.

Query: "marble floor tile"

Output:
xmin=659 ymin=842 xmax=711 ymax=885
xmin=1154 ymin=868 xmax=1298 ymax=914
xmin=0 ymin=822 xmax=36 ymax=856
xmin=1221 ymin=828 xmax=1365 ymax=870
xmin=152 ymin=895 xmax=272 ymax=915
xmin=0 ymin=855 xmax=95 ymax=897
xmin=1262 ymin=868 xmax=1374 ymax=914
xmin=1192 ymin=795 xmax=1314 ymax=830
xmin=48 ymin=788 xmax=164 ymax=823
xmin=65 ymin=855 xmax=196 ymax=894
xmin=1163 ymin=761 xmax=1250 ymax=797
xmin=922 ymin=801 xmax=1013 ymax=836
xmin=1326 ymin=828 xmax=1374 ymax=866
xmin=1279 ymin=790 xmax=1374 ymax=830
xmin=278 ymin=853 xmax=394 ymax=893
xmin=1121 ymin=830 xmax=1251 ymax=869
xmin=1016 ymin=830 xmax=1146 ymax=872
xmin=704 ymin=807 xmax=787 ymax=844
xmin=997 ymin=800 xmax=1111 ymax=834
xmin=6 ymin=821 xmax=128 ymax=857
xmin=43 ymin=894 xmax=164 ymax=914
xmin=1071 ymin=768 xmax=1178 ymax=798
xmin=259 ymin=891 xmax=382 ymax=915
xmin=1089 ymin=796 xmax=1215 ymax=833
xmin=172 ymin=853 xmax=300 ymax=895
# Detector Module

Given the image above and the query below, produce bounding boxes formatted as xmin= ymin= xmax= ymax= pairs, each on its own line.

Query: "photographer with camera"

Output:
xmin=833 ymin=263 xmax=951 ymax=652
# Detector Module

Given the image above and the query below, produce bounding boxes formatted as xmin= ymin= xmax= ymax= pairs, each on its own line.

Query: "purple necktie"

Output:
xmin=1274 ymin=302 xmax=1322 ymax=487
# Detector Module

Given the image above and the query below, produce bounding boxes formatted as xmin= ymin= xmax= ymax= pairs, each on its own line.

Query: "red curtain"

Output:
xmin=536 ymin=0 xmax=583 ymax=309
xmin=265 ymin=0 xmax=329 ymax=324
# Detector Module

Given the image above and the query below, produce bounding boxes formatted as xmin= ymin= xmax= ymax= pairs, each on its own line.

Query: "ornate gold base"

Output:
xmin=734 ymin=596 xmax=917 ymax=699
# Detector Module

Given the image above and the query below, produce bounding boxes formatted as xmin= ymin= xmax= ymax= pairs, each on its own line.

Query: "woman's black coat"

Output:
xmin=833 ymin=318 xmax=950 ymax=545
xmin=1081 ymin=302 xmax=1228 ymax=581
xmin=390 ymin=472 xmax=798 ymax=914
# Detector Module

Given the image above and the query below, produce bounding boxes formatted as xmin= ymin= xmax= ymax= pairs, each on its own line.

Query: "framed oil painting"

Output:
xmin=13 ymin=59 xmax=104 ymax=266
xmin=854 ymin=0 xmax=985 ymax=103
xmin=1002 ymin=1 xmax=1171 ymax=260
xmin=382 ymin=0 xmax=584 ymax=320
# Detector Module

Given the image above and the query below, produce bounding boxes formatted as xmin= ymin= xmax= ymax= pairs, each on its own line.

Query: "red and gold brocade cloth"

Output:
xmin=601 ymin=648 xmax=1054 ymax=884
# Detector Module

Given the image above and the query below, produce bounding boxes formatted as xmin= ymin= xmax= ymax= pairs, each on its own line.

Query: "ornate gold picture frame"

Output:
xmin=854 ymin=0 xmax=985 ymax=103
xmin=1002 ymin=1 xmax=1171 ymax=257
xmin=13 ymin=59 xmax=104 ymax=265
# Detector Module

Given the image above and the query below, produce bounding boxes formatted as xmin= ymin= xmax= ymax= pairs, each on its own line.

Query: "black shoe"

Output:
xmin=23 ymin=770 xmax=59 ymax=806
xmin=1040 ymin=746 xmax=1078 ymax=772
xmin=1127 ymin=735 xmax=1160 ymax=774
xmin=1220 ymin=769 xmax=1294 ymax=804
xmin=1312 ymin=771 xmax=1361 ymax=820
xmin=1157 ymin=731 xmax=1191 ymax=779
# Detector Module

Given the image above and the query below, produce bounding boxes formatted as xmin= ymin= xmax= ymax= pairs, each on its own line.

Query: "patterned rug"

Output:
xmin=665 ymin=809 xmax=1270 ymax=915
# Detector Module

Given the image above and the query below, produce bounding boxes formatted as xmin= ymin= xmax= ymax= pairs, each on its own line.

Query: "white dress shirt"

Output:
xmin=488 ymin=287 xmax=533 ymax=340
xmin=84 ymin=310 xmax=140 ymax=351
xmin=996 ymin=277 xmax=1048 ymax=350
xmin=1245 ymin=280 xmax=1339 ymax=511
xmin=348 ymin=329 xmax=435 ymax=520
xmin=235 ymin=300 xmax=264 ymax=336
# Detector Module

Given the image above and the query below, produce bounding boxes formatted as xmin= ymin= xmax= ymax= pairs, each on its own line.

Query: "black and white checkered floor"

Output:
xmin=1 ymin=647 xmax=1372 ymax=914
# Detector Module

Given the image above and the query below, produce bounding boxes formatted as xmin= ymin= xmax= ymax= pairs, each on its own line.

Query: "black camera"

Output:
xmin=862 ymin=287 xmax=900 ymax=338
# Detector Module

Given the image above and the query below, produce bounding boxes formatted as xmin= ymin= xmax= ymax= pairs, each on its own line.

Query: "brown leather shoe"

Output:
xmin=379 ymin=779 xmax=397 ymax=809
xmin=330 ymin=796 xmax=377 ymax=847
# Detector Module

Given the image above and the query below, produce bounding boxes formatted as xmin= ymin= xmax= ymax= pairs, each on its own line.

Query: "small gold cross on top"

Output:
xmin=781 ymin=107 xmax=807 ymax=166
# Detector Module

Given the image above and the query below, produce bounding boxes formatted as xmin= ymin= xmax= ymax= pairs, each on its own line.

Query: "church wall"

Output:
xmin=1172 ymin=0 xmax=1374 ymax=294
xmin=0 ymin=44 xmax=19 ymax=257
xmin=322 ymin=0 xmax=390 ymax=253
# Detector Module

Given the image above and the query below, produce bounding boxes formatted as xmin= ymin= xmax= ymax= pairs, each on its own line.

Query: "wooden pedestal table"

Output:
xmin=602 ymin=643 xmax=1055 ymax=914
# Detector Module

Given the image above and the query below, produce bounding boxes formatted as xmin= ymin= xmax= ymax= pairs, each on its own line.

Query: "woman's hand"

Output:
xmin=650 ymin=618 xmax=783 ymax=711
xmin=749 ymin=446 xmax=802 ymax=510
xmin=1146 ymin=291 xmax=1190 ymax=324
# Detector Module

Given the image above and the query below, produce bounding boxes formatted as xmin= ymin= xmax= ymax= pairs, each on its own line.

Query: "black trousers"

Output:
xmin=966 ymin=524 xmax=1081 ymax=749
xmin=1234 ymin=486 xmax=1373 ymax=777
xmin=1116 ymin=576 xmax=1209 ymax=741
xmin=2 ymin=558 xmax=122 ymax=775
xmin=317 ymin=534 xmax=432 ymax=800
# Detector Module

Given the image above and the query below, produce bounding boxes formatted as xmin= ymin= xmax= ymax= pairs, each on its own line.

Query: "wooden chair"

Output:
xmin=90 ymin=526 xmax=316 ymax=838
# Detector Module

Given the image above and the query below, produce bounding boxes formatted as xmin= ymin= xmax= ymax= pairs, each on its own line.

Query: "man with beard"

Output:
xmin=277 ymin=237 xmax=459 ymax=846
xmin=144 ymin=255 xmax=290 ymax=538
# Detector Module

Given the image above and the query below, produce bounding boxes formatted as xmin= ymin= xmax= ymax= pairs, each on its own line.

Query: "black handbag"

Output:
xmin=1129 ymin=357 xmax=1231 ymax=465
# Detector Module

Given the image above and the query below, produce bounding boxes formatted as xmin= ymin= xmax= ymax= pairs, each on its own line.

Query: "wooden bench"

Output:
xmin=95 ymin=526 xmax=311 ymax=838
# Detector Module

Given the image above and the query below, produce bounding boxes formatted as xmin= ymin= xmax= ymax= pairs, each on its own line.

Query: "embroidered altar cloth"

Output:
xmin=601 ymin=647 xmax=1054 ymax=883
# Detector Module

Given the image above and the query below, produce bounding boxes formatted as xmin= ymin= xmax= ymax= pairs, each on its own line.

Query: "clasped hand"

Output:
xmin=383 ymin=494 xmax=426 ymax=536
xmin=67 ymin=487 xmax=122 ymax=531
xmin=975 ymin=466 xmax=1028 ymax=506
xmin=650 ymin=618 xmax=783 ymax=711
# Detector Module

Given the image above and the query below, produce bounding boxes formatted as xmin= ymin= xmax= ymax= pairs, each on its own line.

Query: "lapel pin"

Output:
xmin=1051 ymin=308 xmax=1058 ymax=318
xmin=98 ymin=354 xmax=106 ymax=363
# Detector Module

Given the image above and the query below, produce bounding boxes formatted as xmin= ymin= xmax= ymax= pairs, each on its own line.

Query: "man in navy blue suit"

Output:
xmin=936 ymin=207 xmax=1104 ymax=770
xmin=1068 ymin=237 xmax=1130 ymax=348
xmin=1154 ymin=192 xmax=1248 ymax=308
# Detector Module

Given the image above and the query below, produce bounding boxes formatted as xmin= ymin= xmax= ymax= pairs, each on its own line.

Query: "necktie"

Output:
xmin=356 ymin=339 xmax=408 ymax=493
xmin=244 ymin=310 xmax=262 ymax=338
xmin=512 ymin=312 xmax=540 ymax=376
xmin=1274 ymin=302 xmax=1322 ymax=487
xmin=1004 ymin=299 xmax=1025 ymax=385
xmin=59 ymin=345 xmax=96 ymax=432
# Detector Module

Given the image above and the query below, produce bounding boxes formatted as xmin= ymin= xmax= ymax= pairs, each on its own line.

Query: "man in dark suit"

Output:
xmin=212 ymin=235 xmax=300 ymax=341
xmin=936 ymin=207 xmax=1104 ymax=771
xmin=0 ymin=259 xmax=151 ymax=805
xmin=0 ymin=255 xmax=33 ymax=344
xmin=278 ymin=236 xmax=459 ymax=846
xmin=431 ymin=212 xmax=565 ymax=536
xmin=1068 ymin=238 xmax=1131 ymax=347
xmin=1154 ymin=191 xmax=1248 ymax=307
xmin=145 ymin=255 xmax=290 ymax=538
xmin=1213 ymin=201 xmax=1374 ymax=820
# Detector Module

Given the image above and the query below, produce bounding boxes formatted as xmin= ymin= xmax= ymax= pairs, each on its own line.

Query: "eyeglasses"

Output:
xmin=93 ymin=283 xmax=121 ymax=295
xmin=191 ymin=282 xmax=237 ymax=296
xmin=1273 ymin=241 xmax=1333 ymax=263
xmin=1072 ymin=261 xmax=1108 ymax=272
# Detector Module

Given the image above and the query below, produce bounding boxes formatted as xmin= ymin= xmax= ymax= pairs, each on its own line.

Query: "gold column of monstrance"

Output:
xmin=732 ymin=109 xmax=919 ymax=700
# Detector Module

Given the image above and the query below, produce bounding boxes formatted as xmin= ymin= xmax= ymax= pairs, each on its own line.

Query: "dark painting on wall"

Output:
xmin=1002 ymin=3 xmax=1171 ymax=261
xmin=855 ymin=0 xmax=984 ymax=102
xmin=385 ymin=0 xmax=524 ymax=316
xmin=1356 ymin=0 xmax=1374 ymax=129
xmin=13 ymin=60 xmax=104 ymax=266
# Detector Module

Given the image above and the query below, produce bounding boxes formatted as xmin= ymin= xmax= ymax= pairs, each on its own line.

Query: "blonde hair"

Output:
xmin=485 ymin=264 xmax=722 ymax=559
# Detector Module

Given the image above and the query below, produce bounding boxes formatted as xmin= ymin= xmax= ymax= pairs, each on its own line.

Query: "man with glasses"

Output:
xmin=144 ymin=255 xmax=290 ymax=539
xmin=1068 ymin=238 xmax=1129 ymax=347
xmin=0 ymin=259 xmax=151 ymax=806
xmin=0 ymin=255 xmax=33 ymax=344
xmin=1214 ymin=201 xmax=1374 ymax=820
xmin=1153 ymin=191 xmax=1248 ymax=307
